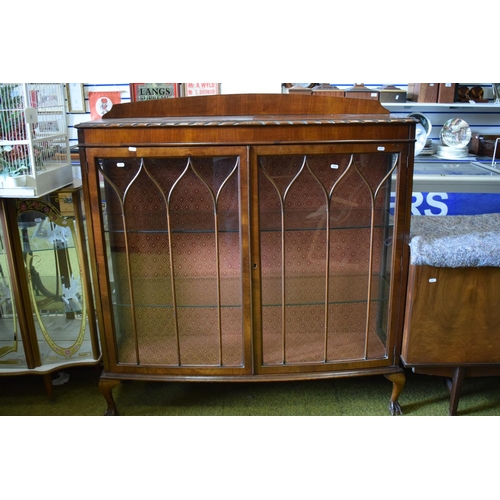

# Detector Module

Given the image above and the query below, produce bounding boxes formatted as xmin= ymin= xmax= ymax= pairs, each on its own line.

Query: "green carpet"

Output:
xmin=1 ymin=365 xmax=500 ymax=416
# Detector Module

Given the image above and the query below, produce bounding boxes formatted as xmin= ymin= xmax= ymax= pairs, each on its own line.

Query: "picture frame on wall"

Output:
xmin=66 ymin=83 xmax=86 ymax=113
xmin=182 ymin=83 xmax=221 ymax=96
xmin=130 ymin=83 xmax=180 ymax=102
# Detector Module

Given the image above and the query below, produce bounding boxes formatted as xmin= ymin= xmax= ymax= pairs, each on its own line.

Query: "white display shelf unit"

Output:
xmin=383 ymin=101 xmax=500 ymax=144
xmin=0 ymin=83 xmax=73 ymax=198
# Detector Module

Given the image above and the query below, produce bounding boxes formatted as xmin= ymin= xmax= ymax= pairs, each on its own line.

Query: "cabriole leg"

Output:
xmin=385 ymin=372 xmax=406 ymax=415
xmin=99 ymin=377 xmax=121 ymax=416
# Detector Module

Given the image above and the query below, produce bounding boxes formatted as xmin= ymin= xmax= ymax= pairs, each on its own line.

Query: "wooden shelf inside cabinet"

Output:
xmin=75 ymin=93 xmax=415 ymax=416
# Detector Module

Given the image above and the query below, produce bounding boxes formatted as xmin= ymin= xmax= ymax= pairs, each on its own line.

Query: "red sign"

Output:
xmin=88 ymin=91 xmax=122 ymax=120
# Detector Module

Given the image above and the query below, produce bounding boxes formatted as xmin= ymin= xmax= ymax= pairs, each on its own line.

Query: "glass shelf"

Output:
xmin=103 ymin=210 xmax=240 ymax=234
xmin=260 ymin=208 xmax=393 ymax=232
xmin=108 ymin=273 xmax=389 ymax=309
xmin=101 ymin=209 xmax=393 ymax=234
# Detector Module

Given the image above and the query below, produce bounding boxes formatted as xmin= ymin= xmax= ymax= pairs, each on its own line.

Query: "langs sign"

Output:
xmin=130 ymin=83 xmax=179 ymax=102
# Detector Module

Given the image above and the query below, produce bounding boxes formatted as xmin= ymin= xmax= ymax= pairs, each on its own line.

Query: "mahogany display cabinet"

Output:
xmin=76 ymin=94 xmax=416 ymax=415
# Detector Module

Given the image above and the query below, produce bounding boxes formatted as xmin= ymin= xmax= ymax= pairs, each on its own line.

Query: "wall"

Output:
xmin=66 ymin=83 xmax=500 ymax=151
xmin=66 ymin=82 xmax=283 ymax=149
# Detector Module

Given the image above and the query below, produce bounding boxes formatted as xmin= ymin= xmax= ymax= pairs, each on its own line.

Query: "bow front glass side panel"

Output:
xmin=97 ymin=155 xmax=244 ymax=368
xmin=257 ymin=152 xmax=398 ymax=366
xmin=0 ymin=225 xmax=23 ymax=367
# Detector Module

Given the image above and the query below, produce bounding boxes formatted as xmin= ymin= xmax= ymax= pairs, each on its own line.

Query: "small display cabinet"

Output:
xmin=0 ymin=182 xmax=100 ymax=398
xmin=76 ymin=94 xmax=416 ymax=415
xmin=0 ymin=83 xmax=73 ymax=197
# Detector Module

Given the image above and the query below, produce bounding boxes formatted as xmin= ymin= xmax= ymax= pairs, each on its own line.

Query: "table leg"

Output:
xmin=449 ymin=367 xmax=465 ymax=416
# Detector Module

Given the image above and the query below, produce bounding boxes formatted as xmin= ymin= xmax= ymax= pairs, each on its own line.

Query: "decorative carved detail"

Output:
xmin=81 ymin=117 xmax=415 ymax=128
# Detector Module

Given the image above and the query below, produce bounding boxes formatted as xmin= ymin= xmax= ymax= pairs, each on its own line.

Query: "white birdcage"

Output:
xmin=0 ymin=83 xmax=72 ymax=197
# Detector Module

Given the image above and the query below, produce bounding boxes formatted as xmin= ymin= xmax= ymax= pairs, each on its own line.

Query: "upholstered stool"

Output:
xmin=401 ymin=213 xmax=500 ymax=415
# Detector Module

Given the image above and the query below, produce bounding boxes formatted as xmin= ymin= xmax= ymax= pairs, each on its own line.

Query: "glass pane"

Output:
xmin=99 ymin=155 xmax=243 ymax=367
xmin=16 ymin=199 xmax=94 ymax=365
xmin=0 ymin=224 xmax=24 ymax=369
xmin=259 ymin=152 xmax=397 ymax=365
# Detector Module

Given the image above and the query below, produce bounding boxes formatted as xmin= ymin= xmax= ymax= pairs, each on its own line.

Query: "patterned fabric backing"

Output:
xmin=258 ymin=153 xmax=394 ymax=364
xmin=101 ymin=156 xmax=243 ymax=366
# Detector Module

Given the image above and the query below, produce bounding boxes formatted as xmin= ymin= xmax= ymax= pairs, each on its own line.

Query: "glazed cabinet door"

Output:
xmin=84 ymin=147 xmax=251 ymax=375
xmin=252 ymin=144 xmax=410 ymax=374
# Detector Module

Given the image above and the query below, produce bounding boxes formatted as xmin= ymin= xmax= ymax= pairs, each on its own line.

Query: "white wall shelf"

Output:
xmin=384 ymin=102 xmax=500 ymax=111
xmin=383 ymin=101 xmax=500 ymax=139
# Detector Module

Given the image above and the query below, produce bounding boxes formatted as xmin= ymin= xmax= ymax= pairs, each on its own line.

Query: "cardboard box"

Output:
xmin=52 ymin=192 xmax=76 ymax=216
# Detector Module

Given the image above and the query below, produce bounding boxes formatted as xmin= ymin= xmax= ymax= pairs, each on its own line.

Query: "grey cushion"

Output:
xmin=409 ymin=213 xmax=500 ymax=267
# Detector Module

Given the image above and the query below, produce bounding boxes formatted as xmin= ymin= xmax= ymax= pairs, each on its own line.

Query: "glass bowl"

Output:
xmin=440 ymin=118 xmax=471 ymax=148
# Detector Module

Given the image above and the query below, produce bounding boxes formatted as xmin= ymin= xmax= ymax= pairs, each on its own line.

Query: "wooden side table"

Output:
xmin=401 ymin=214 xmax=500 ymax=415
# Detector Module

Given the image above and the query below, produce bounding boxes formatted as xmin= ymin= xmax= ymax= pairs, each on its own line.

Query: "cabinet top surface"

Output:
xmin=76 ymin=114 xmax=416 ymax=128
xmin=75 ymin=93 xmax=416 ymax=129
